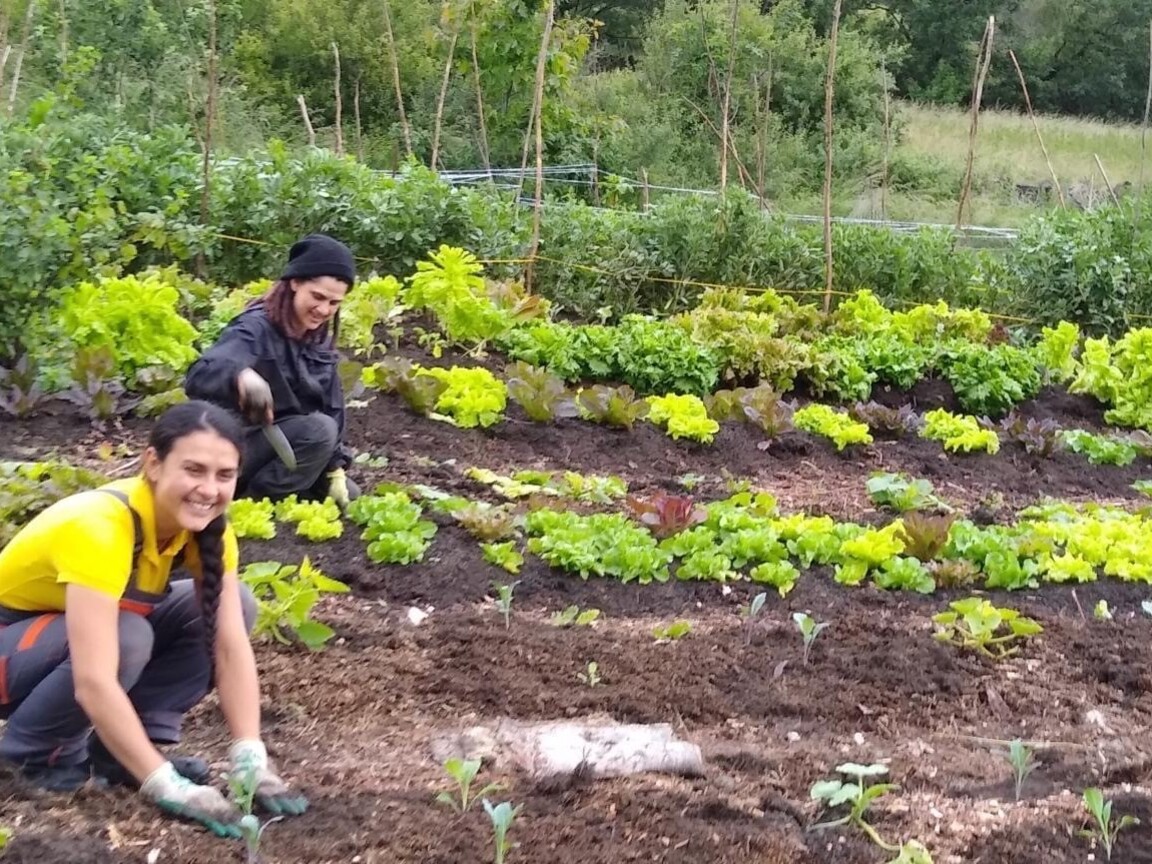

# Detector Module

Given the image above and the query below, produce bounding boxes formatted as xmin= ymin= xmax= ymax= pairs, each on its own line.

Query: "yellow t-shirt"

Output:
xmin=0 ymin=476 xmax=240 ymax=612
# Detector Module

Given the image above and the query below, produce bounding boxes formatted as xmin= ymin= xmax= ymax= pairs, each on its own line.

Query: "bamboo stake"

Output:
xmin=956 ymin=16 xmax=995 ymax=230
xmin=756 ymin=55 xmax=772 ymax=208
xmin=381 ymin=0 xmax=412 ymax=157
xmin=880 ymin=59 xmax=891 ymax=220
xmin=5 ymin=0 xmax=37 ymax=117
xmin=821 ymin=0 xmax=843 ymax=314
xmin=297 ymin=94 xmax=316 ymax=147
xmin=354 ymin=76 xmax=364 ymax=161
xmin=469 ymin=0 xmax=491 ymax=176
xmin=641 ymin=168 xmax=650 ymax=212
xmin=431 ymin=26 xmax=460 ymax=172
xmin=1008 ymin=49 xmax=1064 ymax=208
xmin=196 ymin=0 xmax=219 ymax=280
xmin=719 ymin=0 xmax=740 ymax=189
xmin=1094 ymin=154 xmax=1121 ymax=206
xmin=1138 ymin=20 xmax=1152 ymax=228
xmin=57 ymin=0 xmax=67 ymax=67
xmin=332 ymin=42 xmax=344 ymax=156
xmin=0 ymin=9 xmax=9 ymax=94
xmin=525 ymin=0 xmax=555 ymax=292
xmin=682 ymin=96 xmax=755 ymax=192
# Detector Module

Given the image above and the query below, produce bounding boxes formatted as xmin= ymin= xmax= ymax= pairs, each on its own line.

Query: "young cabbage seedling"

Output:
xmin=577 ymin=661 xmax=602 ymax=687
xmin=885 ymin=840 xmax=934 ymax=863
xmin=229 ymin=766 xmax=282 ymax=864
xmin=1094 ymin=600 xmax=1113 ymax=620
xmin=792 ymin=612 xmax=829 ymax=665
xmin=741 ymin=592 xmax=768 ymax=645
xmin=492 ymin=581 xmax=520 ymax=629
xmin=1080 ymin=787 xmax=1139 ymax=860
xmin=810 ymin=762 xmax=901 ymax=852
xmin=0 ymin=825 xmax=12 ymax=854
xmin=1000 ymin=739 xmax=1038 ymax=802
xmin=436 ymin=758 xmax=504 ymax=813
xmin=483 ymin=799 xmax=523 ymax=864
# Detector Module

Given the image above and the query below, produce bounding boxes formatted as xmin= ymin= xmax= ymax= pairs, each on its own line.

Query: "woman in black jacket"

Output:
xmin=185 ymin=234 xmax=359 ymax=506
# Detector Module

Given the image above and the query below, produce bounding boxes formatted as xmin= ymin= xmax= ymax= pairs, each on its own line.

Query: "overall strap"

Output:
xmin=98 ymin=489 xmax=160 ymax=615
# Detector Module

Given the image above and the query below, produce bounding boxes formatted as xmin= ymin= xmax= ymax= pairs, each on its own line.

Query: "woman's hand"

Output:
xmin=140 ymin=762 xmax=243 ymax=838
xmin=228 ymin=739 xmax=309 ymax=816
xmin=236 ymin=368 xmax=274 ymax=425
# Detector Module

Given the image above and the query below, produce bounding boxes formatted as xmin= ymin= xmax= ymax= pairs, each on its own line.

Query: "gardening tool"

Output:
xmin=238 ymin=369 xmax=297 ymax=470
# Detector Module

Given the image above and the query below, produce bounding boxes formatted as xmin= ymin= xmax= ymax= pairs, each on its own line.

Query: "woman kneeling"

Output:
xmin=0 ymin=401 xmax=306 ymax=837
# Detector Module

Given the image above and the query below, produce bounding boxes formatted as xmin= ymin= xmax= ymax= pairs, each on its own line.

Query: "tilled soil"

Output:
xmin=4 ymin=378 xmax=1152 ymax=863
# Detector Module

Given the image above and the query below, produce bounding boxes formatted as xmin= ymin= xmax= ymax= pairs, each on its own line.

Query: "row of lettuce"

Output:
xmin=4 ymin=245 xmax=1152 ymax=444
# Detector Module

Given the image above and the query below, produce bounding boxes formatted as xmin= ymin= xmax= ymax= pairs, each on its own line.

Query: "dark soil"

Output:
xmin=4 ymin=371 xmax=1152 ymax=863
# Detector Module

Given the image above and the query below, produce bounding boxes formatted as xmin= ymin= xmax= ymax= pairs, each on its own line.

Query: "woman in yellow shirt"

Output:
xmin=0 ymin=401 xmax=307 ymax=838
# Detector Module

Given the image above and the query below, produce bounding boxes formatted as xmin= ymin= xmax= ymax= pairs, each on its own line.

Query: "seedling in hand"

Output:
xmin=577 ymin=661 xmax=602 ymax=687
xmin=483 ymin=799 xmax=523 ymax=864
xmin=1080 ymin=787 xmax=1139 ymax=860
xmin=229 ymin=767 xmax=282 ymax=863
xmin=810 ymin=762 xmax=900 ymax=852
xmin=492 ymin=581 xmax=520 ymax=629
xmin=1000 ymin=739 xmax=1038 ymax=802
xmin=793 ymin=612 xmax=829 ymax=664
xmin=436 ymin=758 xmax=504 ymax=813
xmin=741 ymin=592 xmax=768 ymax=645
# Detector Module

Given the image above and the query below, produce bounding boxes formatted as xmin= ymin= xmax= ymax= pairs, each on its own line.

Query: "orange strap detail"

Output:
xmin=16 ymin=614 xmax=59 ymax=652
xmin=118 ymin=598 xmax=155 ymax=616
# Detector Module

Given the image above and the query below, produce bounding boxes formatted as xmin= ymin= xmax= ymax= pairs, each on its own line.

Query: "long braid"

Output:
xmin=193 ymin=514 xmax=228 ymax=684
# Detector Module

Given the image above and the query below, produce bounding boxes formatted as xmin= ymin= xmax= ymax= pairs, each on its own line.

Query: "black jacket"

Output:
xmin=185 ymin=307 xmax=352 ymax=471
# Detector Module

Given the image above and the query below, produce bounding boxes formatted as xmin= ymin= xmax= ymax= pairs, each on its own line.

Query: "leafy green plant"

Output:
xmin=0 ymin=825 xmax=11 ymax=854
xmin=647 ymin=393 xmax=720 ymax=443
xmin=937 ymin=343 xmax=1042 ymax=417
xmin=810 ymin=762 xmax=901 ymax=853
xmin=794 ymin=404 xmax=873 ymax=450
xmin=492 ymin=581 xmax=520 ymax=629
xmin=895 ymin=512 xmax=956 ymax=562
xmin=623 ymin=492 xmax=707 ymax=538
xmin=999 ymin=739 xmax=1038 ymax=802
xmin=614 ymin=316 xmax=721 ymax=397
xmin=227 ymin=498 xmax=277 ymax=540
xmin=1035 ymin=321 xmax=1080 ymax=384
xmin=848 ymin=402 xmax=921 ymax=438
xmin=932 ymin=597 xmax=1043 ymax=660
xmin=792 ymin=612 xmax=829 ymax=664
xmin=866 ymin=473 xmax=941 ymax=513
xmin=362 ymin=357 xmax=448 ymax=416
xmin=550 ymin=605 xmax=601 ymax=628
xmin=1080 ymin=787 xmax=1139 ymax=860
xmin=422 ymin=365 xmax=508 ymax=428
xmin=873 ymin=556 xmax=936 ymax=593
xmin=230 ymin=767 xmax=280 ymax=864
xmin=921 ymin=409 xmax=1000 ymax=454
xmin=339 ymin=275 xmax=404 ymax=357
xmin=577 ymin=661 xmax=602 ymax=687
xmin=741 ymin=591 xmax=768 ymax=644
xmin=275 ymin=496 xmax=343 ymax=542
xmin=0 ymin=354 xmax=47 ymax=418
xmin=526 ymin=509 xmax=673 ymax=584
xmin=1062 ymin=429 xmax=1139 ymax=466
xmin=348 ymin=493 xmax=439 ymax=564
xmin=505 ymin=361 xmax=578 ymax=421
xmin=436 ymin=758 xmax=504 ymax=813
xmin=576 ymin=384 xmax=650 ymax=429
xmin=482 ymin=541 xmax=525 ymax=574
xmin=404 ymin=245 xmax=514 ymax=349
xmin=749 ymin=560 xmax=800 ymax=596
xmin=652 ymin=620 xmax=692 ymax=641
xmin=453 ymin=502 xmax=520 ymax=542
xmin=482 ymin=799 xmax=523 ymax=864
xmin=61 ymin=346 xmax=140 ymax=427
xmin=239 ymin=557 xmax=350 ymax=651
xmin=1094 ymin=599 xmax=1113 ymax=620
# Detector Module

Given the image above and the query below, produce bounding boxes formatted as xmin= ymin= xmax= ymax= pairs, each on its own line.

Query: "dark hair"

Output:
xmin=247 ymin=278 xmax=344 ymax=346
xmin=149 ymin=400 xmax=244 ymax=680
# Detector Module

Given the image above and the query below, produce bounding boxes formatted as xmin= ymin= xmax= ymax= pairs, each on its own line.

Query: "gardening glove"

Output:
xmin=228 ymin=739 xmax=309 ymax=817
xmin=140 ymin=761 xmax=243 ymax=839
xmin=326 ymin=468 xmax=351 ymax=510
xmin=237 ymin=368 xmax=274 ymax=426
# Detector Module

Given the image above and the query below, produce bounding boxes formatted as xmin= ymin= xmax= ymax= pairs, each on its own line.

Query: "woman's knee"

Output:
xmin=237 ymin=583 xmax=258 ymax=634
xmin=117 ymin=613 xmax=156 ymax=680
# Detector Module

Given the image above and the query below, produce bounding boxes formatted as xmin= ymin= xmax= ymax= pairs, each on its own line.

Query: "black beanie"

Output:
xmin=281 ymin=233 xmax=357 ymax=286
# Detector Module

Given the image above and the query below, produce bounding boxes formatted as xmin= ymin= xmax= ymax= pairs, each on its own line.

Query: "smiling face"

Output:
xmin=290 ymin=276 xmax=348 ymax=333
xmin=144 ymin=429 xmax=240 ymax=539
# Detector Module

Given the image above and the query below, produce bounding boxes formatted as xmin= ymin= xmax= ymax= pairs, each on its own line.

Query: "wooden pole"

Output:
xmin=5 ymin=0 xmax=37 ymax=117
xmin=297 ymin=94 xmax=316 ymax=147
xmin=821 ymin=0 xmax=843 ymax=314
xmin=354 ymin=76 xmax=364 ymax=161
xmin=332 ymin=42 xmax=344 ymax=156
xmin=469 ymin=0 xmax=491 ymax=176
xmin=641 ymin=168 xmax=650 ymax=212
xmin=1094 ymin=154 xmax=1121 ymax=206
xmin=1138 ymin=20 xmax=1152 ymax=227
xmin=1008 ymin=49 xmax=1064 ymax=208
xmin=719 ymin=0 xmax=740 ymax=190
xmin=381 ymin=0 xmax=412 ymax=157
xmin=57 ymin=0 xmax=67 ymax=68
xmin=524 ymin=0 xmax=555 ymax=292
xmin=431 ymin=27 xmax=459 ymax=171
xmin=195 ymin=0 xmax=218 ymax=279
xmin=880 ymin=59 xmax=891 ymax=220
xmin=956 ymin=16 xmax=995 ymax=230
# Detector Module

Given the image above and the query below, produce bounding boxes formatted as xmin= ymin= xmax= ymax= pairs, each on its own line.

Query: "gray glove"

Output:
xmin=228 ymin=739 xmax=309 ymax=817
xmin=237 ymin=368 xmax=274 ymax=426
xmin=140 ymin=762 xmax=242 ymax=839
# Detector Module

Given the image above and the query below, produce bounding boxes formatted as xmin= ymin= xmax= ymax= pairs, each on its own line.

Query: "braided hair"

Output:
xmin=148 ymin=401 xmax=244 ymax=681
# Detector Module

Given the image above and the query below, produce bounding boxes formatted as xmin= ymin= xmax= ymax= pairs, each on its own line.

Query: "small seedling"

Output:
xmin=229 ymin=767 xmax=281 ymax=863
xmin=0 ymin=825 xmax=12 ymax=854
xmin=483 ymin=799 xmax=523 ymax=864
xmin=999 ymin=739 xmax=1038 ymax=802
xmin=741 ymin=591 xmax=768 ymax=645
xmin=1080 ymin=787 xmax=1139 ymax=860
xmin=652 ymin=619 xmax=692 ymax=641
xmin=792 ymin=612 xmax=829 ymax=664
xmin=550 ymin=605 xmax=601 ymax=628
xmin=932 ymin=597 xmax=1042 ymax=660
xmin=577 ymin=661 xmax=602 ymax=687
xmin=1094 ymin=599 xmax=1113 ymax=620
xmin=886 ymin=840 xmax=934 ymax=863
xmin=436 ymin=758 xmax=504 ymax=813
xmin=810 ymin=762 xmax=900 ymax=852
xmin=492 ymin=581 xmax=520 ymax=629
